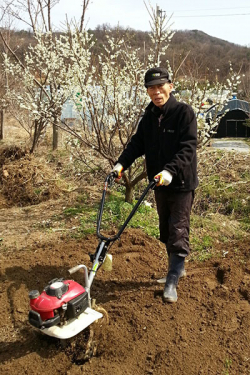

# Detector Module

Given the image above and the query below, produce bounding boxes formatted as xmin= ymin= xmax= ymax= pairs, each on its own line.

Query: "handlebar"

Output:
xmin=96 ymin=174 xmax=158 ymax=242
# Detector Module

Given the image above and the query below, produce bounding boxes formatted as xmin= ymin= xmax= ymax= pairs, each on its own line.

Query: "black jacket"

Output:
xmin=117 ymin=94 xmax=198 ymax=191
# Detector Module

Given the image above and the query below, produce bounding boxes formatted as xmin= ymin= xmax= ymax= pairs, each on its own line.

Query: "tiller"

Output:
xmin=28 ymin=173 xmax=157 ymax=339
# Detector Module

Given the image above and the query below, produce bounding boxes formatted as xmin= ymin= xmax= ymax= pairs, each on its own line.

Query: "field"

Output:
xmin=0 ymin=122 xmax=250 ymax=374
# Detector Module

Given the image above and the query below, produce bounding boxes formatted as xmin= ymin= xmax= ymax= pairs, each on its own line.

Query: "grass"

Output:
xmin=190 ymin=214 xmax=227 ymax=260
xmin=197 ymin=176 xmax=249 ymax=220
xmin=63 ymin=190 xmax=160 ymax=237
xmin=190 ymin=233 xmax=213 ymax=261
xmin=195 ymin=150 xmax=250 ymax=227
xmin=245 ymin=138 xmax=250 ymax=147
xmin=63 ymin=206 xmax=85 ymax=217
xmin=60 ymin=188 xmax=248 ymax=261
xmin=224 ymin=358 xmax=232 ymax=375
xmin=50 ymin=148 xmax=249 ymax=260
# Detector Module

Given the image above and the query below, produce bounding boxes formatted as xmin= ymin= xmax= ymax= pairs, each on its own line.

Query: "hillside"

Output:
xmin=0 ymin=24 xmax=250 ymax=101
xmin=1 ymin=27 xmax=249 ymax=95
xmin=90 ymin=27 xmax=250 ymax=92
xmin=169 ymin=30 xmax=250 ymax=80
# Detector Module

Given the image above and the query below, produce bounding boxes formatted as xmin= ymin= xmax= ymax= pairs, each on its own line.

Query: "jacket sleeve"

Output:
xmin=163 ymin=105 xmax=197 ymax=176
xmin=116 ymin=118 xmax=145 ymax=170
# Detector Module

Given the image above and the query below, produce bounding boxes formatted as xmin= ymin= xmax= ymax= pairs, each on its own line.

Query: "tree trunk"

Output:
xmin=0 ymin=109 xmax=3 ymax=140
xmin=125 ymin=184 xmax=134 ymax=203
xmin=53 ymin=121 xmax=58 ymax=150
xmin=30 ymin=119 xmax=38 ymax=153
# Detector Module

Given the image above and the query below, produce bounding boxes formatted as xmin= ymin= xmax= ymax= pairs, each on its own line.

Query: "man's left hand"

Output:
xmin=154 ymin=170 xmax=173 ymax=186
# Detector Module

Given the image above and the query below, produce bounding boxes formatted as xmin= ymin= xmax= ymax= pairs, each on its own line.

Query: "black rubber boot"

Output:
xmin=169 ymin=255 xmax=186 ymax=278
xmin=156 ymin=257 xmax=186 ymax=284
xmin=163 ymin=254 xmax=185 ymax=303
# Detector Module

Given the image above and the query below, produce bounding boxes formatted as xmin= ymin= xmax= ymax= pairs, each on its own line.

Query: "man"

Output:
xmin=112 ymin=67 xmax=198 ymax=303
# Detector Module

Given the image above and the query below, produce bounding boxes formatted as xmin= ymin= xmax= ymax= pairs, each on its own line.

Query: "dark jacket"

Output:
xmin=117 ymin=94 xmax=198 ymax=191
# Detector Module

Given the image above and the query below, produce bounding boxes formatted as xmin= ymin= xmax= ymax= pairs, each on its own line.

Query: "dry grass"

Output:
xmin=0 ymin=145 xmax=67 ymax=207
xmin=194 ymin=148 xmax=250 ymax=218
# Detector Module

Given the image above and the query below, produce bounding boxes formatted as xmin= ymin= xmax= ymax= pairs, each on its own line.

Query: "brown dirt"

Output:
xmin=0 ymin=195 xmax=250 ymax=375
xmin=0 ymin=143 xmax=250 ymax=375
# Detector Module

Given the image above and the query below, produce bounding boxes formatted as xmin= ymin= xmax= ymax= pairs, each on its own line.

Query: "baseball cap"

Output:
xmin=144 ymin=67 xmax=171 ymax=88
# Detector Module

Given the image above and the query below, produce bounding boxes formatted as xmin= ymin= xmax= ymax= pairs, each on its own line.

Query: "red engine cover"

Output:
xmin=30 ymin=280 xmax=86 ymax=321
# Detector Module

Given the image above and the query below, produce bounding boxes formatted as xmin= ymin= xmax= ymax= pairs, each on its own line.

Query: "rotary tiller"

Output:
xmin=28 ymin=173 xmax=157 ymax=339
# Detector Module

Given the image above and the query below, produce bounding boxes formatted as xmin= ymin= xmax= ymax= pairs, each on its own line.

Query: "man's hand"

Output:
xmin=154 ymin=170 xmax=173 ymax=186
xmin=112 ymin=163 xmax=124 ymax=179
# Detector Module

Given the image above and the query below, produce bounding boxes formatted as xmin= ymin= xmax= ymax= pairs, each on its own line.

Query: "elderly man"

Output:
xmin=112 ymin=67 xmax=198 ymax=303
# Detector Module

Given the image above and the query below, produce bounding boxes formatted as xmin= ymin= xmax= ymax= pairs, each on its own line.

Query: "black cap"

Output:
xmin=145 ymin=67 xmax=171 ymax=88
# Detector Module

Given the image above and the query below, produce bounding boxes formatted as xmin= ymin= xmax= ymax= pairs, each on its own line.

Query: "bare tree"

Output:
xmin=144 ymin=1 xmax=174 ymax=66
xmin=1 ymin=0 xmax=59 ymax=33
xmin=79 ymin=0 xmax=91 ymax=32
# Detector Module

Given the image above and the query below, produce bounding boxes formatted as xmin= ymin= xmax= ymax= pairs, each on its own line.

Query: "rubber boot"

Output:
xmin=163 ymin=254 xmax=185 ymax=303
xmin=157 ymin=257 xmax=186 ymax=284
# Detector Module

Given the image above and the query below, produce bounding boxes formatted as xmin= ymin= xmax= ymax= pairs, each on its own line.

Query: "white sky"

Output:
xmin=50 ymin=0 xmax=250 ymax=47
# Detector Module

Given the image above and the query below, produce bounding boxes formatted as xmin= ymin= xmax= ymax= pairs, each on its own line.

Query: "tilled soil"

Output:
xmin=1 ymin=225 xmax=250 ymax=375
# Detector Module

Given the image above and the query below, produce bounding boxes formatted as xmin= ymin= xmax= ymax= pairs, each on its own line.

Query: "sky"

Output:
xmin=50 ymin=0 xmax=250 ymax=47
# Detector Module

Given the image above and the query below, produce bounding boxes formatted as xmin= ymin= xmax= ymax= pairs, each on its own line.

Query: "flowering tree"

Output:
xmin=60 ymin=30 xmax=149 ymax=202
xmin=57 ymin=4 xmax=175 ymax=202
xmin=1 ymin=1 xmax=240 ymax=201
xmin=2 ymin=31 xmax=77 ymax=151
xmin=0 ymin=0 xmax=90 ymax=150
xmin=1 ymin=0 xmax=60 ymax=149
xmin=60 ymin=3 xmax=238 ymax=202
xmin=0 ymin=4 xmax=16 ymax=140
xmin=172 ymin=62 xmax=241 ymax=147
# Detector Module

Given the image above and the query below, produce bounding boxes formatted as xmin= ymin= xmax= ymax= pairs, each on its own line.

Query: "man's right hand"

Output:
xmin=112 ymin=163 xmax=124 ymax=179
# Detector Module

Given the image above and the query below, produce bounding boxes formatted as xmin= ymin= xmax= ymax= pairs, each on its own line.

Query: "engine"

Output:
xmin=28 ymin=278 xmax=89 ymax=329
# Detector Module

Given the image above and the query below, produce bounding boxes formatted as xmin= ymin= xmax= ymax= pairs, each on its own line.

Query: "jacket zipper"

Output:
xmin=158 ymin=114 xmax=163 ymax=170
xmin=158 ymin=114 xmax=163 ymax=127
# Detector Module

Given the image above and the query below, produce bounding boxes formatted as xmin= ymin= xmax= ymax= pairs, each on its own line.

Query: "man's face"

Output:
xmin=147 ymin=82 xmax=173 ymax=108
